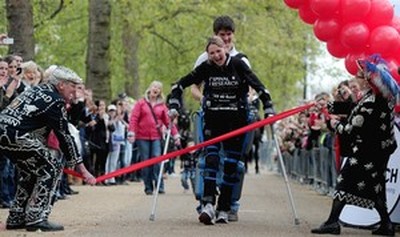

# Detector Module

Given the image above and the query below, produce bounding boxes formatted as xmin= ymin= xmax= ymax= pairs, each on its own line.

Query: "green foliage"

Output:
xmin=110 ymin=0 xmax=317 ymax=111
xmin=33 ymin=1 xmax=88 ymax=78
xmin=0 ymin=0 xmax=318 ymax=112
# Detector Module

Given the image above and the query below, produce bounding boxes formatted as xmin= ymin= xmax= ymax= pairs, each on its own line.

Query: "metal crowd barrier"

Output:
xmin=259 ymin=140 xmax=338 ymax=196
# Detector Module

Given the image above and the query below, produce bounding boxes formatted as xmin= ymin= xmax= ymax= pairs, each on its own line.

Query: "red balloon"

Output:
xmin=310 ymin=0 xmax=340 ymax=19
xmin=340 ymin=22 xmax=370 ymax=52
xmin=345 ymin=53 xmax=366 ymax=75
xmin=369 ymin=26 xmax=400 ymax=57
xmin=327 ymin=38 xmax=349 ymax=58
xmin=298 ymin=3 xmax=318 ymax=25
xmin=284 ymin=0 xmax=306 ymax=9
xmin=340 ymin=0 xmax=371 ymax=23
xmin=392 ymin=47 xmax=400 ymax=65
xmin=366 ymin=0 xmax=394 ymax=30
xmin=391 ymin=16 xmax=400 ymax=34
xmin=313 ymin=18 xmax=341 ymax=42
xmin=387 ymin=59 xmax=400 ymax=83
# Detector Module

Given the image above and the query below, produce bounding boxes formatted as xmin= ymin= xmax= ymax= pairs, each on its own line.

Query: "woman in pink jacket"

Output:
xmin=128 ymin=81 xmax=180 ymax=195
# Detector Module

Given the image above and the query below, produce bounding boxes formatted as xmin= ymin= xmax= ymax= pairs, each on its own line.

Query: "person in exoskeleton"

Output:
xmin=168 ymin=36 xmax=274 ymax=225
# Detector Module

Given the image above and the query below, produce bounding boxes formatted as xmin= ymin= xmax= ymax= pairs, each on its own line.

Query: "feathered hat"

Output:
xmin=356 ymin=54 xmax=400 ymax=100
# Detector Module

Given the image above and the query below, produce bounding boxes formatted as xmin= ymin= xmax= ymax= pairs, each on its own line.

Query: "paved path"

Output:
xmin=0 ymin=165 xmax=391 ymax=236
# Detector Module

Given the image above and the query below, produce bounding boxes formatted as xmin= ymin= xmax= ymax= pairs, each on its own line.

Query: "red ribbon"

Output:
xmin=65 ymin=102 xmax=315 ymax=183
xmin=63 ymin=168 xmax=84 ymax=178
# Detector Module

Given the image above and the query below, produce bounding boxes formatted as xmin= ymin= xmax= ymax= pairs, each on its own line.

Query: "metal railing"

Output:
xmin=259 ymin=140 xmax=338 ymax=196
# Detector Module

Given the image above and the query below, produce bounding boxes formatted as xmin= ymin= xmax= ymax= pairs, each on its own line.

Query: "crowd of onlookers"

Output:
xmin=274 ymin=74 xmax=394 ymax=173
xmin=276 ymin=92 xmax=334 ymax=156
xmin=274 ymin=79 xmax=359 ymax=176
xmin=0 ymin=53 xmax=198 ymax=208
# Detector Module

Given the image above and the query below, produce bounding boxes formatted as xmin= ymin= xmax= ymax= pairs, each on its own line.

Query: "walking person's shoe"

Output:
xmin=26 ymin=220 xmax=64 ymax=232
xmin=216 ymin=211 xmax=229 ymax=224
xmin=228 ymin=210 xmax=239 ymax=222
xmin=371 ymin=222 xmax=395 ymax=236
xmin=311 ymin=221 xmax=340 ymax=235
xmin=65 ymin=188 xmax=79 ymax=195
xmin=198 ymin=203 xmax=215 ymax=225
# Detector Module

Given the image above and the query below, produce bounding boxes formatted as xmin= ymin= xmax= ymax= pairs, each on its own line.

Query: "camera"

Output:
xmin=328 ymin=101 xmax=352 ymax=115
xmin=1 ymin=38 xmax=14 ymax=45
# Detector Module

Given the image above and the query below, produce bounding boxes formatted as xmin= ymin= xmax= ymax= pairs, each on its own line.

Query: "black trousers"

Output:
xmin=0 ymin=133 xmax=62 ymax=226
xmin=202 ymin=110 xmax=247 ymax=211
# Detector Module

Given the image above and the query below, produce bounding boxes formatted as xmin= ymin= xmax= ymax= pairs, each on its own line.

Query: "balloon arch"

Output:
xmin=284 ymin=0 xmax=400 ymax=82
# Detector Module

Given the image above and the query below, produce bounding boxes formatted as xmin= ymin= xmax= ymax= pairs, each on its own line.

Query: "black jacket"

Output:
xmin=170 ymin=54 xmax=273 ymax=113
xmin=0 ymin=83 xmax=82 ymax=166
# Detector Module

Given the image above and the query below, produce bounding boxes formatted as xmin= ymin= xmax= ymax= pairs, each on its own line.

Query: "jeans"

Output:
xmin=123 ymin=141 xmax=133 ymax=168
xmin=129 ymin=142 xmax=141 ymax=181
xmin=105 ymin=142 xmax=123 ymax=184
xmin=136 ymin=139 xmax=164 ymax=193
xmin=181 ymin=169 xmax=195 ymax=192
xmin=0 ymin=156 xmax=16 ymax=205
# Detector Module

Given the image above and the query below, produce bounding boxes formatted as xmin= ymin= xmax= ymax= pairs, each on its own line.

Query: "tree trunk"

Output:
xmin=122 ymin=19 xmax=140 ymax=99
xmin=6 ymin=0 xmax=35 ymax=60
xmin=86 ymin=0 xmax=112 ymax=102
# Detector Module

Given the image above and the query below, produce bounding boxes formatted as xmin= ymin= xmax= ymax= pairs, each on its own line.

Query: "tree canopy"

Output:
xmin=0 ymin=0 xmax=320 ymax=112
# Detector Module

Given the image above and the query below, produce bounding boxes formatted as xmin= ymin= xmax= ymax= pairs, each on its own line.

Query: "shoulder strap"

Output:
xmin=145 ymin=100 xmax=163 ymax=138
xmin=235 ymin=53 xmax=248 ymax=60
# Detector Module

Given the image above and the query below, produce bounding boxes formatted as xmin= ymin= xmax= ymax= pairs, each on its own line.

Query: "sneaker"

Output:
xmin=228 ymin=211 xmax=238 ymax=222
xmin=198 ymin=203 xmax=215 ymax=225
xmin=216 ymin=211 xmax=229 ymax=224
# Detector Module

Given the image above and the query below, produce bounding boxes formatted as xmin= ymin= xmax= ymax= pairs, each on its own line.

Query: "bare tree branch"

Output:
xmin=140 ymin=8 xmax=195 ymax=32
xmin=34 ymin=0 xmax=65 ymax=28
xmin=140 ymin=7 xmax=197 ymax=53
xmin=148 ymin=30 xmax=182 ymax=53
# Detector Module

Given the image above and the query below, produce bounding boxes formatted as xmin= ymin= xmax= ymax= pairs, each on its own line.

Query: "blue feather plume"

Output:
xmin=363 ymin=54 xmax=400 ymax=99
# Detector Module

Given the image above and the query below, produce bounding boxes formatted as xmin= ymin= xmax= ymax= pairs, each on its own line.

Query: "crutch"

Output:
xmin=149 ymin=122 xmax=173 ymax=221
xmin=270 ymin=124 xmax=300 ymax=225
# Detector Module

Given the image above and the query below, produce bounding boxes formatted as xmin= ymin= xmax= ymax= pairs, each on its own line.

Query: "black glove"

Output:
xmin=168 ymin=109 xmax=179 ymax=119
xmin=167 ymin=97 xmax=180 ymax=119
xmin=264 ymin=107 xmax=275 ymax=119
xmin=168 ymin=97 xmax=181 ymax=111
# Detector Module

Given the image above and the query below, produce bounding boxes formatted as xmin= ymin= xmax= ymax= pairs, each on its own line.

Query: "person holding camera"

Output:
xmin=328 ymin=80 xmax=358 ymax=172
xmin=168 ymin=36 xmax=274 ymax=225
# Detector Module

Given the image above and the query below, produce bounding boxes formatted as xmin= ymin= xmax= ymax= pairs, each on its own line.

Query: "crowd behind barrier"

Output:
xmin=259 ymin=136 xmax=338 ymax=198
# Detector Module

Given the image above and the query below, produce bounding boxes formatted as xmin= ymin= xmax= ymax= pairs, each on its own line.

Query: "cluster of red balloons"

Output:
xmin=284 ymin=0 xmax=400 ymax=81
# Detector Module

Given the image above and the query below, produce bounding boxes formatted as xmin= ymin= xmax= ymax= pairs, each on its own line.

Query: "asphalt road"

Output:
xmin=0 ymin=164 xmax=393 ymax=236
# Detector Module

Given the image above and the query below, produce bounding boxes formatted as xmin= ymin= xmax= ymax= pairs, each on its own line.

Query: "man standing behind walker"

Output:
xmin=191 ymin=15 xmax=252 ymax=222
